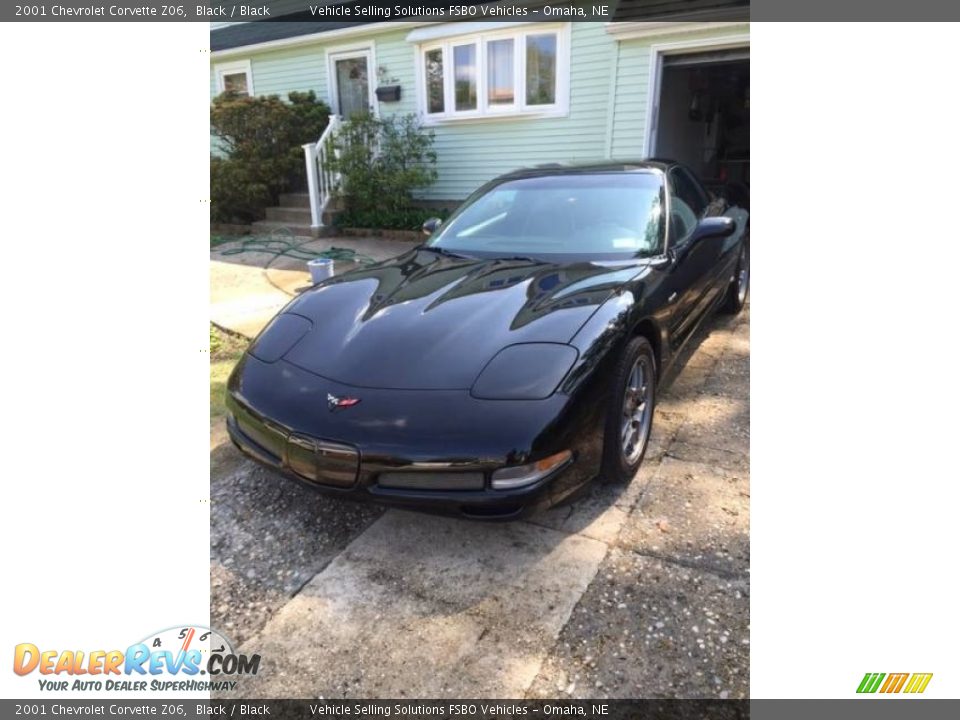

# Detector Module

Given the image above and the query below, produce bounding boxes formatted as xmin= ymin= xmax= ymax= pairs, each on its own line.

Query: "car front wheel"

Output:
xmin=602 ymin=336 xmax=657 ymax=483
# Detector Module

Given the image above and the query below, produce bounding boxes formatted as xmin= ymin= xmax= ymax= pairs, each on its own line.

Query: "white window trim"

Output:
xmin=406 ymin=21 xmax=526 ymax=44
xmin=326 ymin=41 xmax=378 ymax=118
xmin=415 ymin=23 xmax=570 ymax=125
xmin=214 ymin=59 xmax=254 ymax=96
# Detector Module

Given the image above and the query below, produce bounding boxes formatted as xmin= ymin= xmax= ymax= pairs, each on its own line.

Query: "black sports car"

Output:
xmin=226 ymin=161 xmax=749 ymax=519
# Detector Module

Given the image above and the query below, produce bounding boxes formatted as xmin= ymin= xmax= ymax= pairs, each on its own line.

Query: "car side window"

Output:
xmin=668 ymin=194 xmax=698 ymax=245
xmin=669 ymin=168 xmax=708 ymax=218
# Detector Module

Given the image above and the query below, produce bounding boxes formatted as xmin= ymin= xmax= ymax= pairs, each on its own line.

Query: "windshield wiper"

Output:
xmin=422 ymin=246 xmax=543 ymax=264
xmin=491 ymin=255 xmax=544 ymax=264
xmin=420 ymin=245 xmax=475 ymax=260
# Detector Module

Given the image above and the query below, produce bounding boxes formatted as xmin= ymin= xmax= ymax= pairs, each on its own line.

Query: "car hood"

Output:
xmin=272 ymin=248 xmax=644 ymax=390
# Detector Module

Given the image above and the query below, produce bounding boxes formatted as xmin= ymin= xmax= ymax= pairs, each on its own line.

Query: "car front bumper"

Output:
xmin=224 ymin=355 xmax=605 ymax=519
xmin=226 ymin=413 xmax=565 ymax=519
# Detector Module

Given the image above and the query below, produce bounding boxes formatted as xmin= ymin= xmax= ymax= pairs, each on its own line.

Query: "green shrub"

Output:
xmin=328 ymin=112 xmax=381 ymax=216
xmin=210 ymin=157 xmax=271 ymax=224
xmin=210 ymin=90 xmax=330 ymax=223
xmin=329 ymin=113 xmax=438 ymax=228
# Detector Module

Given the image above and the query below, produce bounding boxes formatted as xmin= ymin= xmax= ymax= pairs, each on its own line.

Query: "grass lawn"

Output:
xmin=210 ymin=324 xmax=248 ymax=434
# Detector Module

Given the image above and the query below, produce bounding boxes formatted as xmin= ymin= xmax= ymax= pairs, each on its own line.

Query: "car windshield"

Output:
xmin=428 ymin=172 xmax=665 ymax=261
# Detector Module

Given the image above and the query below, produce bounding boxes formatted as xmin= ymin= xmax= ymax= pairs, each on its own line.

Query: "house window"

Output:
xmin=487 ymin=38 xmax=515 ymax=107
xmin=222 ymin=72 xmax=249 ymax=95
xmin=424 ymin=48 xmax=445 ymax=114
xmin=453 ymin=42 xmax=478 ymax=112
xmin=418 ymin=25 xmax=568 ymax=122
xmin=215 ymin=60 xmax=253 ymax=97
xmin=526 ymin=34 xmax=557 ymax=106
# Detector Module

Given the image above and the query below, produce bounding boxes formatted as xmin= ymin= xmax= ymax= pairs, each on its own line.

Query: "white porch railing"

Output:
xmin=302 ymin=115 xmax=342 ymax=230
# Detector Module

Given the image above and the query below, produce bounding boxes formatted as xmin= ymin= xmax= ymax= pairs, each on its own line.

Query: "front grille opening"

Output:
xmin=460 ymin=504 xmax=524 ymax=520
xmin=377 ymin=472 xmax=485 ymax=491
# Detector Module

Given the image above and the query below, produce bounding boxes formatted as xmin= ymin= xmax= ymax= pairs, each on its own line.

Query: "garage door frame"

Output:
xmin=644 ymin=33 xmax=750 ymax=157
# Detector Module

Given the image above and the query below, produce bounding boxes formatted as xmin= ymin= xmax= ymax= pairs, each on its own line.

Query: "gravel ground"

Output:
xmin=209 ymin=306 xmax=749 ymax=697
xmin=528 ymin=308 xmax=750 ymax=699
xmin=527 ymin=550 xmax=749 ymax=699
xmin=210 ymin=445 xmax=383 ymax=645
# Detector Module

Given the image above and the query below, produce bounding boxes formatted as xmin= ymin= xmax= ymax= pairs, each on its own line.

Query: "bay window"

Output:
xmin=418 ymin=25 xmax=568 ymax=121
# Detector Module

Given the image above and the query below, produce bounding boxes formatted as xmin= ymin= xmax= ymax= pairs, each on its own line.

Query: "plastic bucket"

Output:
xmin=307 ymin=258 xmax=334 ymax=284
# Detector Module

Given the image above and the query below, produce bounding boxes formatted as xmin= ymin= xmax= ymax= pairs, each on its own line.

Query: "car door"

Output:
xmin=664 ymin=166 xmax=721 ymax=347
xmin=683 ymin=166 xmax=741 ymax=302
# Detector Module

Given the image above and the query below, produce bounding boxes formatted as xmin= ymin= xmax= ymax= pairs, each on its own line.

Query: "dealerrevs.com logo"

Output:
xmin=857 ymin=672 xmax=933 ymax=695
xmin=13 ymin=625 xmax=260 ymax=692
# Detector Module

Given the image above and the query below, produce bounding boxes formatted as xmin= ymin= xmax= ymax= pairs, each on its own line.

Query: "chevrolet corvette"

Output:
xmin=225 ymin=160 xmax=749 ymax=519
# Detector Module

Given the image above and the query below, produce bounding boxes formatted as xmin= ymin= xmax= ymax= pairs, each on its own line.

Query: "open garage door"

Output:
xmin=651 ymin=47 xmax=750 ymax=188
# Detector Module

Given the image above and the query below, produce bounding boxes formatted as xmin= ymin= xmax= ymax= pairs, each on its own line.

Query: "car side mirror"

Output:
xmin=422 ymin=217 xmax=442 ymax=236
xmin=690 ymin=216 xmax=737 ymax=244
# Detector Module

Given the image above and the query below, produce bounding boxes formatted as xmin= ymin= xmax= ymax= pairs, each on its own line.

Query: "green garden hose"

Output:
xmin=215 ymin=230 xmax=378 ymax=265
xmin=212 ymin=227 xmax=379 ymax=297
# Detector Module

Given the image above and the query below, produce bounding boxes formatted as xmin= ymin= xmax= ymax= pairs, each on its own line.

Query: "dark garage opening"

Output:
xmin=654 ymin=49 xmax=750 ymax=187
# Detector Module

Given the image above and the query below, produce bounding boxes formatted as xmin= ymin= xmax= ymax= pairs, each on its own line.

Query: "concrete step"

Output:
xmin=278 ymin=193 xmax=311 ymax=209
xmin=265 ymin=206 xmax=313 ymax=224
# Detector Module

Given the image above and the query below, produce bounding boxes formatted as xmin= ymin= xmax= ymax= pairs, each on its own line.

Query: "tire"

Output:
xmin=601 ymin=336 xmax=657 ymax=483
xmin=720 ymin=240 xmax=750 ymax=314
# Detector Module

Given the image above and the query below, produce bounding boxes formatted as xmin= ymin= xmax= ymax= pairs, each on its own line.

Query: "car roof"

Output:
xmin=496 ymin=159 xmax=676 ymax=182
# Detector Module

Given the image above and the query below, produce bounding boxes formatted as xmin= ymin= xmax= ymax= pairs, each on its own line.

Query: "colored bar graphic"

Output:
xmin=892 ymin=673 xmax=910 ymax=693
xmin=903 ymin=673 xmax=933 ymax=694
xmin=880 ymin=673 xmax=908 ymax=693
xmin=858 ymin=672 xmax=932 ymax=694
xmin=856 ymin=673 xmax=885 ymax=693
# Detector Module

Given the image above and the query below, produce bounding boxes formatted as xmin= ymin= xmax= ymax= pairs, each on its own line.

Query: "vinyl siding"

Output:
xmin=417 ymin=22 xmax=612 ymax=200
xmin=210 ymin=23 xmax=748 ymax=200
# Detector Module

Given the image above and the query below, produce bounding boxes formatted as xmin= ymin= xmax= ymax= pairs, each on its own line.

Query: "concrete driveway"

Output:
xmin=210 ymin=235 xmax=418 ymax=338
xmin=210 ymin=273 xmax=749 ymax=699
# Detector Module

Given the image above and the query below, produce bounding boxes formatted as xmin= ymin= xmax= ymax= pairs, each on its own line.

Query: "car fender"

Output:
xmin=563 ymin=289 xmax=636 ymax=396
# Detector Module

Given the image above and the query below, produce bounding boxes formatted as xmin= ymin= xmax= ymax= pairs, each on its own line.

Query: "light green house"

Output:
xmin=211 ymin=19 xmax=749 ymax=231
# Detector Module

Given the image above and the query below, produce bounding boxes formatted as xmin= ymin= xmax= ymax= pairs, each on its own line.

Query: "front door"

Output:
xmin=331 ymin=51 xmax=372 ymax=118
xmin=665 ymin=167 xmax=720 ymax=347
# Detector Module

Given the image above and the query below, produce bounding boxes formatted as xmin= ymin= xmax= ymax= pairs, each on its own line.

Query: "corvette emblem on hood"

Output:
xmin=327 ymin=393 xmax=361 ymax=411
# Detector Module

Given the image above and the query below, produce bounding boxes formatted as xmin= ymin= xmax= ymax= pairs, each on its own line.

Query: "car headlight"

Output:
xmin=471 ymin=343 xmax=578 ymax=400
xmin=492 ymin=450 xmax=573 ymax=490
